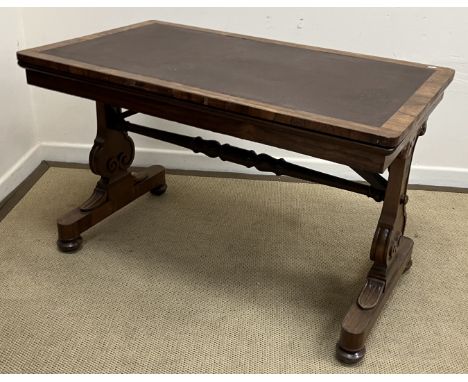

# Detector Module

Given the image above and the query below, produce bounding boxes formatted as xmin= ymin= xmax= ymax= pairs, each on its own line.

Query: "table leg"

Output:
xmin=56 ymin=102 xmax=166 ymax=252
xmin=336 ymin=133 xmax=419 ymax=364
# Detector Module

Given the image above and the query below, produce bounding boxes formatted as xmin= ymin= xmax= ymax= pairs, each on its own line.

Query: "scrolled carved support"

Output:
xmin=338 ymin=127 xmax=422 ymax=363
xmin=369 ymin=133 xmax=419 ymax=277
xmin=80 ymin=103 xmax=135 ymax=212
xmin=89 ymin=103 xmax=135 ymax=182
xmin=57 ymin=103 xmax=166 ymax=252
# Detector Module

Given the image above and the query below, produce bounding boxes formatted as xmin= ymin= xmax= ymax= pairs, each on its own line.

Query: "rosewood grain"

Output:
xmin=17 ymin=20 xmax=454 ymax=148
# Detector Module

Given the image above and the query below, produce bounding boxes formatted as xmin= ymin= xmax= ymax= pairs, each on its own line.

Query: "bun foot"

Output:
xmin=151 ymin=183 xmax=167 ymax=196
xmin=336 ymin=344 xmax=366 ymax=364
xmin=57 ymin=236 xmax=83 ymax=253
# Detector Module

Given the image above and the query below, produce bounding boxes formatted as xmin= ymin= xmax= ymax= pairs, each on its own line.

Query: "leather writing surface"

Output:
xmin=46 ymin=23 xmax=434 ymax=127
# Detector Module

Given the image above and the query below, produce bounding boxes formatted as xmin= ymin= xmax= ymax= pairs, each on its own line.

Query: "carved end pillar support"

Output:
xmin=369 ymin=134 xmax=416 ymax=277
xmin=337 ymin=125 xmax=423 ymax=364
xmin=80 ymin=104 xmax=136 ymax=212
xmin=89 ymin=104 xmax=135 ymax=183
xmin=56 ymin=102 xmax=167 ymax=252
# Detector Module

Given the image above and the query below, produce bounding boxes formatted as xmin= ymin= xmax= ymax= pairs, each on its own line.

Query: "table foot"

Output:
xmin=57 ymin=165 xmax=166 ymax=252
xmin=337 ymin=236 xmax=413 ymax=364
xmin=336 ymin=344 xmax=366 ymax=364
xmin=151 ymin=183 xmax=167 ymax=196
xmin=57 ymin=236 xmax=83 ymax=253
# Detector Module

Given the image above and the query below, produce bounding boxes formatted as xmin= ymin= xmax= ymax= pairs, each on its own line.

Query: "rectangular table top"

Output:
xmin=17 ymin=20 xmax=454 ymax=148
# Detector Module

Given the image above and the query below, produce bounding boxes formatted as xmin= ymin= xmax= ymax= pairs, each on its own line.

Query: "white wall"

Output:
xmin=0 ymin=8 xmax=39 ymax=201
xmin=1 ymin=8 xmax=468 ymax=200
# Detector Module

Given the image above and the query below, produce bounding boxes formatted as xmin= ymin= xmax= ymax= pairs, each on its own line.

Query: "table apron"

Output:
xmin=25 ymin=69 xmax=404 ymax=173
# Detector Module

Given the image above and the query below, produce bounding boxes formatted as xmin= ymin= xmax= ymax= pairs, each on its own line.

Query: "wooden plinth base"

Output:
xmin=336 ymin=236 xmax=413 ymax=364
xmin=57 ymin=165 xmax=166 ymax=252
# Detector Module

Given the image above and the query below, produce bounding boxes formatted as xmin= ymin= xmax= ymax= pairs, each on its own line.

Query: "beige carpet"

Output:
xmin=0 ymin=167 xmax=467 ymax=373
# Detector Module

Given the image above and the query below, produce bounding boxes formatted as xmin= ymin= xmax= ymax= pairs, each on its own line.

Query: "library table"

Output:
xmin=17 ymin=20 xmax=454 ymax=364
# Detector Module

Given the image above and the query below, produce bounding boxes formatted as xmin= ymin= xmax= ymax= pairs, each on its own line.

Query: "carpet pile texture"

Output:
xmin=0 ymin=167 xmax=467 ymax=373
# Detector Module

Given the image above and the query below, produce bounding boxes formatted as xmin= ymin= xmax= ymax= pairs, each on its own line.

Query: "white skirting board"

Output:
xmin=1 ymin=141 xmax=468 ymax=203
xmin=0 ymin=144 xmax=43 ymax=203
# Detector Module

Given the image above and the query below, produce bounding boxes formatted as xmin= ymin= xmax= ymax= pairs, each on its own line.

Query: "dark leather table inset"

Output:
xmin=44 ymin=22 xmax=434 ymax=127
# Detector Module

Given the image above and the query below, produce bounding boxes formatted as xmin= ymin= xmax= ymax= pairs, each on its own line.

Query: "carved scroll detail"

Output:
xmin=370 ymin=226 xmax=401 ymax=267
xmin=89 ymin=132 xmax=135 ymax=181
xmin=357 ymin=278 xmax=385 ymax=310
